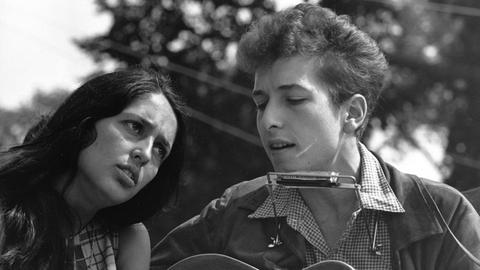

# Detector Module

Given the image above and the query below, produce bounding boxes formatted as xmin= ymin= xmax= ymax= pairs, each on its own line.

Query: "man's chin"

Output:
xmin=271 ymin=162 xmax=304 ymax=173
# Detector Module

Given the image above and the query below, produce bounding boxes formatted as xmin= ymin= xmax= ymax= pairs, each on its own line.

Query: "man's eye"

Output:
xmin=125 ymin=121 xmax=144 ymax=135
xmin=254 ymin=100 xmax=267 ymax=111
xmin=286 ymin=98 xmax=306 ymax=105
xmin=255 ymin=103 xmax=266 ymax=111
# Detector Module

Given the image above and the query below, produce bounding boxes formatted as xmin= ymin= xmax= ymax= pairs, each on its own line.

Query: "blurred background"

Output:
xmin=1 ymin=0 xmax=480 ymax=243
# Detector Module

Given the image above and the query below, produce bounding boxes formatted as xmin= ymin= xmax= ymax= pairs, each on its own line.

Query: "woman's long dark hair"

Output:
xmin=0 ymin=68 xmax=185 ymax=269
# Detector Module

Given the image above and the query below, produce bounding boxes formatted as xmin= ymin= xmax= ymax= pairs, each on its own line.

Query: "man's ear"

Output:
xmin=343 ymin=94 xmax=367 ymax=135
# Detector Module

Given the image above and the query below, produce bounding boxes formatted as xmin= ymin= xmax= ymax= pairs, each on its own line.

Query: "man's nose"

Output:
xmin=261 ymin=102 xmax=282 ymax=130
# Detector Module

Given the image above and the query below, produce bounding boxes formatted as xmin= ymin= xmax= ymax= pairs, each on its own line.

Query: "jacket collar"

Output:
xmin=237 ymin=179 xmax=307 ymax=265
xmin=373 ymin=152 xmax=444 ymax=250
xmin=236 ymin=177 xmax=269 ymax=211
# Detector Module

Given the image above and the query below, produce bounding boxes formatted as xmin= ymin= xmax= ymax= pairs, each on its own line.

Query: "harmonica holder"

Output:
xmin=266 ymin=171 xmax=360 ymax=190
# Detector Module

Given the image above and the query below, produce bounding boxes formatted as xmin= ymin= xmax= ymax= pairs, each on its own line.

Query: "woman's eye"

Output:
xmin=153 ymin=144 xmax=167 ymax=159
xmin=125 ymin=121 xmax=144 ymax=135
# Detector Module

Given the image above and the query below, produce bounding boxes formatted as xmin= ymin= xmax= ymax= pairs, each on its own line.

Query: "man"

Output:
xmin=151 ymin=4 xmax=480 ymax=270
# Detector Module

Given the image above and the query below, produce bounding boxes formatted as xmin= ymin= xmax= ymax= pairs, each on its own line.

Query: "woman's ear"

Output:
xmin=343 ymin=94 xmax=367 ymax=135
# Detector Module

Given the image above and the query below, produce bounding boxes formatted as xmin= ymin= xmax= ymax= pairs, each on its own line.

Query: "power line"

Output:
xmin=97 ymin=40 xmax=251 ymax=96
xmin=449 ymin=153 xmax=480 ymax=170
xmin=4 ymin=1 xmax=480 ymax=173
xmin=424 ymin=1 xmax=480 ymax=17
xmin=364 ymin=0 xmax=480 ymax=17
xmin=95 ymin=39 xmax=262 ymax=147
xmin=184 ymin=107 xmax=262 ymax=146
xmin=96 ymin=36 xmax=480 ymax=174
xmin=159 ymin=60 xmax=251 ymax=97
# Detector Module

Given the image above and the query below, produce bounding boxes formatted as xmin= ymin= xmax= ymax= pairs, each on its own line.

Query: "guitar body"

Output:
xmin=167 ymin=254 xmax=355 ymax=270
xmin=168 ymin=254 xmax=258 ymax=270
xmin=304 ymin=260 xmax=355 ymax=270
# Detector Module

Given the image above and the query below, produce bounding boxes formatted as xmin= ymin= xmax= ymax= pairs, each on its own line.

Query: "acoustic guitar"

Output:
xmin=168 ymin=253 xmax=355 ymax=270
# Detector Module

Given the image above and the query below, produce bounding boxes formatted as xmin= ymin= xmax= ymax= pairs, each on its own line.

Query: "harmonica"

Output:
xmin=266 ymin=171 xmax=360 ymax=190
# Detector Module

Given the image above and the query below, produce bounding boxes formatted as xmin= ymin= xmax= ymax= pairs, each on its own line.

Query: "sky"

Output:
xmin=0 ymin=0 xmax=303 ymax=111
xmin=0 ymin=0 xmax=444 ymax=181
xmin=0 ymin=0 xmax=111 ymax=110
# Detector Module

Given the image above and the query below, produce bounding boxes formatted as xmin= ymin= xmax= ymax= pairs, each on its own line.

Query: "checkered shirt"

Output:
xmin=65 ymin=220 xmax=119 ymax=270
xmin=249 ymin=143 xmax=405 ymax=270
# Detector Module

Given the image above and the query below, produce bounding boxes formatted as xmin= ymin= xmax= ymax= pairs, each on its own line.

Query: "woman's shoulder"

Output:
xmin=117 ymin=223 xmax=150 ymax=270
xmin=118 ymin=223 xmax=149 ymax=243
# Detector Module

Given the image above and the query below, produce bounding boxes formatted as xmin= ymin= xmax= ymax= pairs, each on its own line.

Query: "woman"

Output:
xmin=0 ymin=68 xmax=185 ymax=270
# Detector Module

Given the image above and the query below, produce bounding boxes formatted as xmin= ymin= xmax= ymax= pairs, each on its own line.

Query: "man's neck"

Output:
xmin=299 ymin=187 xmax=359 ymax=250
xmin=329 ymin=137 xmax=361 ymax=177
xmin=298 ymin=139 xmax=365 ymax=249
xmin=300 ymin=137 xmax=362 ymax=218
xmin=299 ymin=188 xmax=359 ymax=218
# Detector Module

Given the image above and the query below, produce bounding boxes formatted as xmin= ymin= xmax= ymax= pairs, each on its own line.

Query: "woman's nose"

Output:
xmin=131 ymin=139 xmax=153 ymax=166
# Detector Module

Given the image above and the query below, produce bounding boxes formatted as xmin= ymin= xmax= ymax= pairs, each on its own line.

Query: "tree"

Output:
xmin=0 ymin=89 xmax=69 ymax=150
xmin=79 ymin=0 xmax=276 ymax=242
xmin=77 ymin=0 xmax=480 ymax=241
xmin=321 ymin=0 xmax=480 ymax=190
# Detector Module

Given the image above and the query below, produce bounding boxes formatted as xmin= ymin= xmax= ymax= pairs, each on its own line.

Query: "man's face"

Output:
xmin=253 ymin=55 xmax=344 ymax=172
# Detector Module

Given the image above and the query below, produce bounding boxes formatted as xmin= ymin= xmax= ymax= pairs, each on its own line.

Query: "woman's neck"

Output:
xmin=54 ymin=172 xmax=99 ymax=235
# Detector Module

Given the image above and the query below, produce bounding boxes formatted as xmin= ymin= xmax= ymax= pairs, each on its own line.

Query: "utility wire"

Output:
xmin=364 ymin=0 xmax=480 ymax=17
xmin=97 ymin=40 xmax=251 ymax=96
xmin=95 ymin=40 xmax=262 ymax=147
xmin=449 ymin=153 xmax=480 ymax=170
xmin=158 ymin=60 xmax=251 ymax=97
xmin=424 ymin=1 xmax=480 ymax=17
xmin=184 ymin=107 xmax=262 ymax=146
xmin=99 ymin=39 xmax=480 ymax=171
xmin=4 ymin=2 xmax=480 ymax=171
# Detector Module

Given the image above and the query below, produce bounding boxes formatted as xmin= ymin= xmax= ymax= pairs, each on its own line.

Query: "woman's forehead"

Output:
xmin=123 ymin=93 xmax=178 ymax=142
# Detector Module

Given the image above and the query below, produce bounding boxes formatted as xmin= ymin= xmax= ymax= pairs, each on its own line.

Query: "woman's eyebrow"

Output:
xmin=122 ymin=112 xmax=171 ymax=149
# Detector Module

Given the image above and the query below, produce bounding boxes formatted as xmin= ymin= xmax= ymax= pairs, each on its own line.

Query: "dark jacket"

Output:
xmin=464 ymin=186 xmax=480 ymax=215
xmin=151 ymin=159 xmax=480 ymax=270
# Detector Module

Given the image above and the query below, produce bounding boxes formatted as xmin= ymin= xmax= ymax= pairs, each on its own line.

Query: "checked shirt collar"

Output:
xmin=248 ymin=143 xmax=404 ymax=269
xmin=249 ymin=142 xmax=404 ymax=220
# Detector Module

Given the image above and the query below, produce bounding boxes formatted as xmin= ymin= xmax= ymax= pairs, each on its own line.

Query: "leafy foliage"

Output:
xmin=76 ymin=0 xmax=480 ymax=241
xmin=78 ymin=0 xmax=277 ymax=241
xmin=321 ymin=0 xmax=480 ymax=190
xmin=3 ymin=0 xmax=479 ymax=242
xmin=0 ymin=89 xmax=69 ymax=150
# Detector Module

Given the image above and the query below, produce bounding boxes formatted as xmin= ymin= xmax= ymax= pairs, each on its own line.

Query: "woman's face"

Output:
xmin=74 ymin=93 xmax=178 ymax=208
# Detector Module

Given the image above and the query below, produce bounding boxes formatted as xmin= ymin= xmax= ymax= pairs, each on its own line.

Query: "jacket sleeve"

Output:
xmin=430 ymin=184 xmax=480 ymax=270
xmin=149 ymin=184 xmax=239 ymax=270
